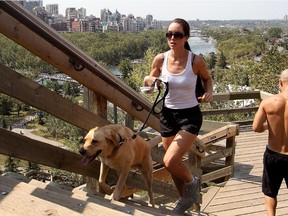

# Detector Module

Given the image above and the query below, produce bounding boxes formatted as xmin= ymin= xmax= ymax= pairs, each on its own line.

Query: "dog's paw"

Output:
xmin=111 ymin=186 xmax=134 ymax=201
xmin=99 ymin=182 xmax=114 ymax=195
xmin=107 ymin=194 xmax=114 ymax=201
xmin=110 ymin=191 xmax=121 ymax=201
xmin=120 ymin=187 xmax=138 ymax=198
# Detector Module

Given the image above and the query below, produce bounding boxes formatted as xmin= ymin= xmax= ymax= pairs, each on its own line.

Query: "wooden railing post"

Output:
xmin=84 ymin=88 xmax=107 ymax=192
xmin=125 ymin=113 xmax=134 ymax=130
xmin=113 ymin=103 xmax=118 ymax=124
xmin=224 ymin=135 xmax=236 ymax=181
xmin=188 ymin=151 xmax=202 ymax=211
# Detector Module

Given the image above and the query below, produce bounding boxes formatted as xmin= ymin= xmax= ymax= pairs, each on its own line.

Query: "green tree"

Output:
xmin=63 ymin=82 xmax=80 ymax=97
xmin=14 ymin=100 xmax=23 ymax=117
xmin=2 ymin=119 xmax=7 ymax=129
xmin=45 ymin=115 xmax=60 ymax=138
xmin=128 ymin=47 xmax=158 ymax=92
xmin=119 ymin=58 xmax=133 ymax=80
xmin=4 ymin=156 xmax=20 ymax=173
xmin=0 ymin=95 xmax=13 ymax=115
xmin=205 ymin=52 xmax=217 ymax=70
xmin=45 ymin=80 xmax=62 ymax=93
xmin=217 ymin=52 xmax=227 ymax=69
xmin=38 ymin=111 xmax=45 ymax=125
xmin=248 ymin=46 xmax=288 ymax=94
xmin=26 ymin=161 xmax=40 ymax=172
xmin=62 ymin=30 xmax=166 ymax=66
xmin=267 ymin=27 xmax=283 ymax=39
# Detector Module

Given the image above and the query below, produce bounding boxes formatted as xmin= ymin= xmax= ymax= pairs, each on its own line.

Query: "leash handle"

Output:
xmin=140 ymin=76 xmax=167 ymax=93
xmin=136 ymin=78 xmax=169 ymax=135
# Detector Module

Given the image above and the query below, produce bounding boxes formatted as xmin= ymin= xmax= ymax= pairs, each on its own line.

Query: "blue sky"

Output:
xmin=43 ymin=0 xmax=288 ymax=20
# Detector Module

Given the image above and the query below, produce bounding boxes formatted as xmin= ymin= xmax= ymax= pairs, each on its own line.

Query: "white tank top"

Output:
xmin=162 ymin=50 xmax=198 ymax=109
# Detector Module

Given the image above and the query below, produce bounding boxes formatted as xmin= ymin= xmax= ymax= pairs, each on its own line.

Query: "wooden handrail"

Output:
xmin=211 ymin=91 xmax=261 ymax=101
xmin=0 ymin=1 xmax=152 ymax=113
xmin=202 ymin=107 xmax=259 ymax=115
xmin=0 ymin=1 xmax=161 ymax=132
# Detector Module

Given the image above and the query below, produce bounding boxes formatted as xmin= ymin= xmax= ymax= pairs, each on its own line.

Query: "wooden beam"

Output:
xmin=151 ymin=145 xmax=165 ymax=164
xmin=0 ymin=128 xmax=177 ymax=197
xmin=198 ymin=124 xmax=239 ymax=147
xmin=201 ymin=147 xmax=234 ymax=166
xmin=224 ymin=136 xmax=236 ymax=180
xmin=202 ymin=166 xmax=233 ymax=183
xmin=0 ymin=128 xmax=100 ymax=177
xmin=212 ymin=91 xmax=261 ymax=101
xmin=260 ymin=91 xmax=273 ymax=100
xmin=0 ymin=64 xmax=109 ymax=130
xmin=202 ymin=107 xmax=258 ymax=116
xmin=149 ymin=135 xmax=162 ymax=148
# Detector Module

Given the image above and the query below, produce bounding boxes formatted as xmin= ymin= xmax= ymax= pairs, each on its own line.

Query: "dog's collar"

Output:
xmin=118 ymin=133 xmax=125 ymax=146
xmin=117 ymin=132 xmax=137 ymax=146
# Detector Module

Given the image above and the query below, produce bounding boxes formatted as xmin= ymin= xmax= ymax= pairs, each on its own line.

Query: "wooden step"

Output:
xmin=0 ymin=174 xmax=175 ymax=216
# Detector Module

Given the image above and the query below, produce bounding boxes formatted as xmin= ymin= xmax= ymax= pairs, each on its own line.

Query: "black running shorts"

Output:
xmin=262 ymin=146 xmax=288 ymax=198
xmin=160 ymin=106 xmax=202 ymax=137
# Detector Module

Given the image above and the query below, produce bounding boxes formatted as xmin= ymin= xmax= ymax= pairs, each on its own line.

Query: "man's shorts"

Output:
xmin=160 ymin=106 xmax=202 ymax=137
xmin=262 ymin=146 xmax=288 ymax=198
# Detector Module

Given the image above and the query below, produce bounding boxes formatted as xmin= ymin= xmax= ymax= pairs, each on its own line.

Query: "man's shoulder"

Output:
xmin=262 ymin=94 xmax=286 ymax=108
xmin=263 ymin=93 xmax=283 ymax=101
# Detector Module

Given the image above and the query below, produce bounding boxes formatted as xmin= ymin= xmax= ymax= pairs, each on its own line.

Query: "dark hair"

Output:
xmin=170 ymin=18 xmax=191 ymax=51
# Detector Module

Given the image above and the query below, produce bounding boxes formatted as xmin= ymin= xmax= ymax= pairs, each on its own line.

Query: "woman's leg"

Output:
xmin=162 ymin=130 xmax=197 ymax=196
xmin=264 ymin=195 xmax=277 ymax=216
xmin=162 ymin=136 xmax=184 ymax=196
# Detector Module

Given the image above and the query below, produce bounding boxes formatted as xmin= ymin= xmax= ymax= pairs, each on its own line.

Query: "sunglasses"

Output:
xmin=165 ymin=32 xmax=184 ymax=39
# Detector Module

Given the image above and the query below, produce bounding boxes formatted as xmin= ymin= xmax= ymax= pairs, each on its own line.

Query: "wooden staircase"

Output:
xmin=0 ymin=2 xmax=257 ymax=215
xmin=0 ymin=172 xmax=178 ymax=216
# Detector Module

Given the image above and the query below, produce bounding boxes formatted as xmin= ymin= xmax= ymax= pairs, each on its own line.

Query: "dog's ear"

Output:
xmin=105 ymin=128 xmax=120 ymax=147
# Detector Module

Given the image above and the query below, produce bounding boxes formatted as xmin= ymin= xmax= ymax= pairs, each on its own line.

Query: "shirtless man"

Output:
xmin=253 ymin=69 xmax=288 ymax=216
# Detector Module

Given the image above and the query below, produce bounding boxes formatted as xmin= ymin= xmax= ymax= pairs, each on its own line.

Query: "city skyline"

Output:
xmin=43 ymin=0 xmax=288 ymax=21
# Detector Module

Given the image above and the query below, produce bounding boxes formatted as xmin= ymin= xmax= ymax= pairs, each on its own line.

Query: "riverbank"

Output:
xmin=189 ymin=36 xmax=216 ymax=55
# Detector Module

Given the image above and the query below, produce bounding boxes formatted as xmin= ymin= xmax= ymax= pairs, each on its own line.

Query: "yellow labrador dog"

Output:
xmin=79 ymin=124 xmax=154 ymax=207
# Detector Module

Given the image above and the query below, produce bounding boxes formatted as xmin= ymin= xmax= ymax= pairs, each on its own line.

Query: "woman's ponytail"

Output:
xmin=184 ymin=41 xmax=191 ymax=51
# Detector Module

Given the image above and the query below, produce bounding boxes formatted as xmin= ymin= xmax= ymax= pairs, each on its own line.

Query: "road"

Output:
xmin=11 ymin=127 xmax=69 ymax=150
xmin=10 ymin=114 xmax=69 ymax=150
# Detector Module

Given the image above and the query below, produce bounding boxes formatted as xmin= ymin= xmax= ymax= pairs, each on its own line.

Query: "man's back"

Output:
xmin=252 ymin=69 xmax=288 ymax=216
xmin=253 ymin=92 xmax=288 ymax=154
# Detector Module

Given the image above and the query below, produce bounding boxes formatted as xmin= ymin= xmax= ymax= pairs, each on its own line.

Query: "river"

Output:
xmin=188 ymin=36 xmax=216 ymax=55
xmin=108 ymin=36 xmax=216 ymax=75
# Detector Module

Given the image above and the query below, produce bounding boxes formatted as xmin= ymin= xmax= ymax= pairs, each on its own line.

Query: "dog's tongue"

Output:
xmin=81 ymin=151 xmax=101 ymax=165
xmin=81 ymin=156 xmax=92 ymax=165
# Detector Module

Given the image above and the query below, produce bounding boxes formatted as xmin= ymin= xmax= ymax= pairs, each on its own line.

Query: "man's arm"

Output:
xmin=253 ymin=101 xmax=268 ymax=133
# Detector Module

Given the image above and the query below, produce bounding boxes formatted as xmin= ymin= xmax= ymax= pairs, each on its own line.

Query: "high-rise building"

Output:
xmin=38 ymin=0 xmax=43 ymax=7
xmin=78 ymin=7 xmax=86 ymax=19
xmin=65 ymin=8 xmax=77 ymax=20
xmin=20 ymin=0 xmax=42 ymax=12
xmin=46 ymin=4 xmax=58 ymax=15
xmin=146 ymin=14 xmax=153 ymax=25
xmin=122 ymin=14 xmax=135 ymax=32
xmin=100 ymin=8 xmax=112 ymax=23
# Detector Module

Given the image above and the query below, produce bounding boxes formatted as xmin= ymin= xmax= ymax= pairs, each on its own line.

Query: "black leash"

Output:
xmin=120 ymin=80 xmax=205 ymax=154
xmin=130 ymin=78 xmax=169 ymax=140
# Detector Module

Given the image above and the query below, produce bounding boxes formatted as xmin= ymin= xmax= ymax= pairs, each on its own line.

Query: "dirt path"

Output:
xmin=10 ymin=114 xmax=69 ymax=150
xmin=11 ymin=127 xmax=69 ymax=150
